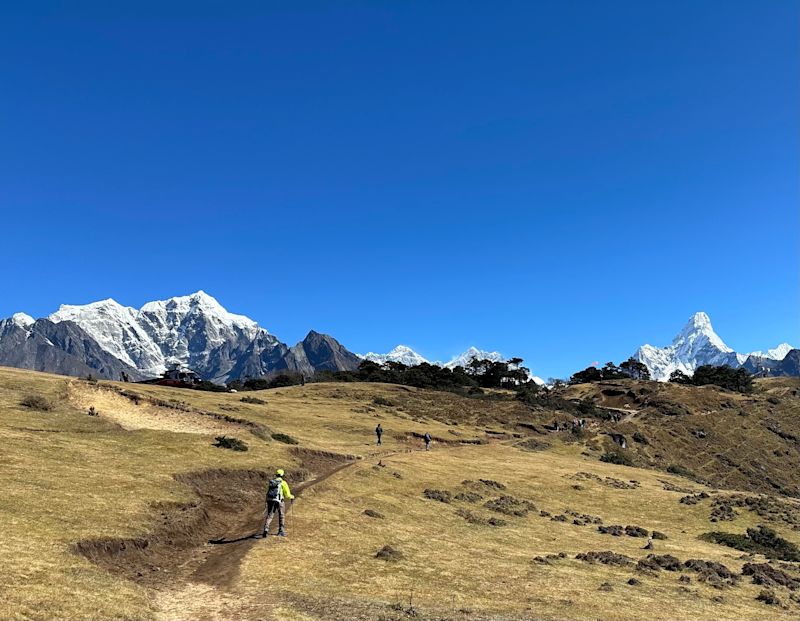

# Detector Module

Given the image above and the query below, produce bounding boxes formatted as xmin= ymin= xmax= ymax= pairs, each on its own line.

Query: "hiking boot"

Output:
xmin=277 ymin=531 xmax=287 ymax=537
xmin=262 ymin=531 xmax=269 ymax=539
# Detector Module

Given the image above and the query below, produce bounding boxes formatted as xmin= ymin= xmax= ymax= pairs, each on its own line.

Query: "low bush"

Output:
xmin=600 ymin=451 xmax=633 ymax=466
xmin=271 ymin=432 xmax=299 ymax=445
xmin=212 ymin=436 xmax=248 ymax=452
xmin=701 ymin=526 xmax=800 ymax=561
xmin=20 ymin=394 xmax=55 ymax=411
xmin=667 ymin=464 xmax=696 ymax=479
xmin=372 ymin=396 xmax=396 ymax=407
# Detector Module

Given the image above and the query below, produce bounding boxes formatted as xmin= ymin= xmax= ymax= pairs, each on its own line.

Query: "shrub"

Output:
xmin=240 ymin=396 xmax=267 ymax=405
xmin=701 ymin=526 xmax=800 ymax=562
xmin=20 ymin=394 xmax=55 ymax=411
xmin=600 ymin=451 xmax=632 ymax=466
xmin=372 ymin=396 xmax=396 ymax=407
xmin=212 ymin=436 xmax=248 ymax=452
xmin=271 ymin=432 xmax=299 ymax=445
xmin=667 ymin=464 xmax=696 ymax=479
xmin=87 ymin=406 xmax=99 ymax=417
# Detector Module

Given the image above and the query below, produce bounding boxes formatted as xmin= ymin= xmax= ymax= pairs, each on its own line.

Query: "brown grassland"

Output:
xmin=1 ymin=366 xmax=800 ymax=620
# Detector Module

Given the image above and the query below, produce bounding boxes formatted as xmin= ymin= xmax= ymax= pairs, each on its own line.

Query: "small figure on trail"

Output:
xmin=263 ymin=468 xmax=294 ymax=538
xmin=376 ymin=423 xmax=383 ymax=445
xmin=424 ymin=432 xmax=432 ymax=451
xmin=643 ymin=537 xmax=654 ymax=550
xmin=300 ymin=375 xmax=306 ymax=386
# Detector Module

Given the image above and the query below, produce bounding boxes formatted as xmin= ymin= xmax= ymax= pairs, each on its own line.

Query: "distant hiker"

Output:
xmin=643 ymin=537 xmax=654 ymax=550
xmin=263 ymin=468 xmax=294 ymax=538
xmin=424 ymin=432 xmax=432 ymax=451
xmin=120 ymin=371 xmax=129 ymax=382
xmin=376 ymin=423 xmax=383 ymax=445
xmin=300 ymin=375 xmax=306 ymax=386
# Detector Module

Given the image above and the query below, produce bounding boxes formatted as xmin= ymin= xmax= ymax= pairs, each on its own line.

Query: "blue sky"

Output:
xmin=1 ymin=1 xmax=797 ymax=379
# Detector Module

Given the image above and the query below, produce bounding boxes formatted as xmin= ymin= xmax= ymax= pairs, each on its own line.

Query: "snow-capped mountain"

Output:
xmin=444 ymin=347 xmax=504 ymax=369
xmin=0 ymin=291 xmax=362 ymax=383
xmin=743 ymin=343 xmax=794 ymax=363
xmin=634 ymin=312 xmax=794 ymax=381
xmin=49 ymin=291 xmax=263 ymax=381
xmin=361 ymin=345 xmax=431 ymax=366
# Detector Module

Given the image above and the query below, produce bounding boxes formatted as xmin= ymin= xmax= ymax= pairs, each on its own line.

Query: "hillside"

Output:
xmin=2 ymin=367 xmax=800 ymax=620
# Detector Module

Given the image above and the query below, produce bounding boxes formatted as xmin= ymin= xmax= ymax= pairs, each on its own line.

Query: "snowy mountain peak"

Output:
xmin=11 ymin=313 xmax=34 ymax=328
xmin=673 ymin=311 xmax=731 ymax=352
xmin=748 ymin=343 xmax=794 ymax=361
xmin=445 ymin=347 xmax=504 ymax=369
xmin=362 ymin=345 xmax=430 ymax=366
xmin=636 ymin=311 xmax=791 ymax=381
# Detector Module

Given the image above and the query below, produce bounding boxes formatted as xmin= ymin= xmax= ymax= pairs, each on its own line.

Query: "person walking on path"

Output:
xmin=375 ymin=423 xmax=383 ymax=445
xmin=424 ymin=432 xmax=432 ymax=451
xmin=263 ymin=468 xmax=294 ymax=538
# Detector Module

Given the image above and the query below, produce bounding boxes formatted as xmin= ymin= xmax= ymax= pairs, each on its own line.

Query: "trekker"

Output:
xmin=263 ymin=468 xmax=294 ymax=538
xmin=424 ymin=432 xmax=432 ymax=451
xmin=375 ymin=423 xmax=383 ymax=445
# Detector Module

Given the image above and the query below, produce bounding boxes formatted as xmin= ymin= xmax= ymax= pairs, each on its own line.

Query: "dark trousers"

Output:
xmin=263 ymin=499 xmax=286 ymax=534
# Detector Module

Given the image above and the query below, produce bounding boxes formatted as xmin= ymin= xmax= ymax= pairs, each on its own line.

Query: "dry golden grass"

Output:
xmin=1 ymin=366 xmax=799 ymax=620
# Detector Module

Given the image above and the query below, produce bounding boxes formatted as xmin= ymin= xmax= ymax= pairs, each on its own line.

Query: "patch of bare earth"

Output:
xmin=67 ymin=382 xmax=241 ymax=435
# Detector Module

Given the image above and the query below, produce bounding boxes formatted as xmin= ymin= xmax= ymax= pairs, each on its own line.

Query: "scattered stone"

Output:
xmin=478 ymin=479 xmax=507 ymax=490
xmin=627 ymin=577 xmax=641 ymax=586
xmin=678 ymin=575 xmax=691 ymax=584
xmin=539 ymin=510 xmax=551 ymax=518
xmin=598 ymin=582 xmax=614 ymax=592
xmin=551 ymin=514 xmax=567 ymax=523
xmin=532 ymin=556 xmax=551 ymax=565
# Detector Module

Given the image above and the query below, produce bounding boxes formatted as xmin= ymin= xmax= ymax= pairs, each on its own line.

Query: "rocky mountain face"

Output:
xmin=1 ymin=292 xmax=360 ymax=383
xmin=634 ymin=312 xmax=795 ymax=381
xmin=0 ymin=316 xmax=142 ymax=380
xmin=742 ymin=348 xmax=800 ymax=377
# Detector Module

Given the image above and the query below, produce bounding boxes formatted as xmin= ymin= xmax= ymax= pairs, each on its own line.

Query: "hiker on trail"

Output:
xmin=376 ymin=423 xmax=383 ymax=445
xmin=263 ymin=468 xmax=294 ymax=538
xmin=424 ymin=432 xmax=432 ymax=451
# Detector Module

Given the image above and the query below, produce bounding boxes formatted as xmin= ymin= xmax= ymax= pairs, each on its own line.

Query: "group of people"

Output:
xmin=263 ymin=426 xmax=433 ymax=539
xmin=375 ymin=423 xmax=432 ymax=450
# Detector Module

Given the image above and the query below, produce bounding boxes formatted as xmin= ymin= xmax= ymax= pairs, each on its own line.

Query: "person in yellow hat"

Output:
xmin=263 ymin=468 xmax=294 ymax=538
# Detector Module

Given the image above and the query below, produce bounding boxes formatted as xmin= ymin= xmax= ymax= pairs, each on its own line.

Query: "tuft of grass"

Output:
xmin=241 ymin=396 xmax=267 ymax=405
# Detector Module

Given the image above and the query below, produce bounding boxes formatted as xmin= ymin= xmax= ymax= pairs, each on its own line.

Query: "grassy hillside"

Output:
xmin=1 ymin=367 xmax=800 ymax=620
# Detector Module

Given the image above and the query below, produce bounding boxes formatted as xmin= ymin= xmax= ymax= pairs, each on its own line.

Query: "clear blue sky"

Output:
xmin=1 ymin=1 xmax=797 ymax=379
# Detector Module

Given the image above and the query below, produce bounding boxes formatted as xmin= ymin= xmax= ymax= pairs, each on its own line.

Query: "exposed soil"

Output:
xmin=74 ymin=449 xmax=357 ymax=591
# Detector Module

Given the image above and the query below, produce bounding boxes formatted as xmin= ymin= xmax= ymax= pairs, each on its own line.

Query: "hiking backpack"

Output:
xmin=266 ymin=477 xmax=283 ymax=502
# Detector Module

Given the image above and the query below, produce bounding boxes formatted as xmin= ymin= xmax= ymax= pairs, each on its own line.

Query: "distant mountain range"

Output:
xmin=634 ymin=312 xmax=796 ymax=381
xmin=0 ymin=295 xmax=794 ymax=384
xmin=361 ymin=345 xmax=545 ymax=385
xmin=0 ymin=292 xmax=360 ymax=382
